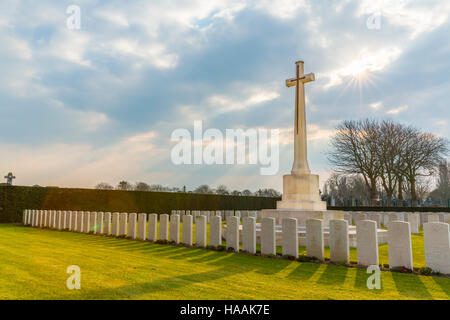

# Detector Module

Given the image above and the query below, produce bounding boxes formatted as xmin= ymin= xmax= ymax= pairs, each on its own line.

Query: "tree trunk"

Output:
xmin=410 ymin=177 xmax=417 ymax=207
xmin=397 ymin=176 xmax=403 ymax=206
xmin=386 ymin=192 xmax=392 ymax=207
xmin=369 ymin=178 xmax=378 ymax=206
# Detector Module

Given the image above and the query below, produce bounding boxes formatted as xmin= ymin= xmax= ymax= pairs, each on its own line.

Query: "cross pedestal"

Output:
xmin=261 ymin=61 xmax=343 ymax=225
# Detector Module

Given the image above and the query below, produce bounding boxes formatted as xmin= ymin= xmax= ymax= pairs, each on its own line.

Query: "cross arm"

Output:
xmin=285 ymin=72 xmax=315 ymax=87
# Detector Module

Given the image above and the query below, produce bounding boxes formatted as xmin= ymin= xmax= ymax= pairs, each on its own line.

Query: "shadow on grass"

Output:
xmin=54 ymin=266 xmax=239 ymax=300
xmin=391 ymin=272 xmax=433 ymax=299
xmin=354 ymin=267 xmax=370 ymax=290
xmin=317 ymin=264 xmax=348 ymax=286
xmin=432 ymin=277 xmax=450 ymax=298
xmin=287 ymin=262 xmax=321 ymax=281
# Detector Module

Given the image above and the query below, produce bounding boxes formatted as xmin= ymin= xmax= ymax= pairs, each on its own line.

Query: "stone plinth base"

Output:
xmin=261 ymin=209 xmax=344 ymax=226
xmin=276 ymin=173 xmax=327 ymax=210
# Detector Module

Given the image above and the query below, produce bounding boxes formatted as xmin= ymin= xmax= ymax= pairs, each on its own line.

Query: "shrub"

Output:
xmin=417 ymin=267 xmax=433 ymax=275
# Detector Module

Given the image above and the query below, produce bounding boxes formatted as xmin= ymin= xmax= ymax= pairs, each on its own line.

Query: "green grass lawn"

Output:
xmin=0 ymin=224 xmax=449 ymax=300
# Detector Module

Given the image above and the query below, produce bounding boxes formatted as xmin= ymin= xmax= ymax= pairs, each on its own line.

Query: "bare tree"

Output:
xmin=254 ymin=188 xmax=281 ymax=197
xmin=328 ymin=119 xmax=382 ymax=205
xmin=397 ymin=127 xmax=448 ymax=206
xmin=135 ymin=182 xmax=151 ymax=191
xmin=403 ymin=176 xmax=432 ymax=204
xmin=215 ymin=185 xmax=229 ymax=195
xmin=95 ymin=182 xmax=113 ymax=190
xmin=376 ymin=120 xmax=404 ymax=206
xmin=117 ymin=181 xmax=133 ymax=190
xmin=324 ymin=173 xmax=368 ymax=206
xmin=429 ymin=161 xmax=450 ymax=202
xmin=194 ymin=184 xmax=213 ymax=194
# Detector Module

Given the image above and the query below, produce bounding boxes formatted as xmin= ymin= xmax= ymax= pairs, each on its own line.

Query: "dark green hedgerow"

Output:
xmin=0 ymin=186 xmax=279 ymax=223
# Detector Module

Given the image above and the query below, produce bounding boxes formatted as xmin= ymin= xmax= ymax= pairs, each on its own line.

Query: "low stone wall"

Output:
xmin=23 ymin=209 xmax=450 ymax=275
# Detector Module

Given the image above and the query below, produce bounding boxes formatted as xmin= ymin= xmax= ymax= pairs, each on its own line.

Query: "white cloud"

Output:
xmin=369 ymin=101 xmax=382 ymax=109
xmin=386 ymin=105 xmax=408 ymax=115
xmin=46 ymin=29 xmax=91 ymax=67
xmin=50 ymin=99 xmax=110 ymax=132
xmin=0 ymin=129 xmax=165 ymax=188
xmin=208 ymin=86 xmax=280 ymax=113
xmin=99 ymin=39 xmax=178 ymax=69
xmin=253 ymin=0 xmax=310 ymax=19
xmin=357 ymin=0 xmax=450 ymax=39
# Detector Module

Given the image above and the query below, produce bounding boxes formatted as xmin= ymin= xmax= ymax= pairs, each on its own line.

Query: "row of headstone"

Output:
xmin=22 ymin=209 xmax=224 ymax=247
xmin=170 ymin=210 xmax=261 ymax=222
xmin=345 ymin=211 xmax=450 ymax=234
xmin=22 ymin=209 xmax=450 ymax=274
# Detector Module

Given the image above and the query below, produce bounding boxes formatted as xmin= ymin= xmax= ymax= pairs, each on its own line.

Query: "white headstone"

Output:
xmin=357 ymin=220 xmax=379 ymax=266
xmin=137 ymin=213 xmax=147 ymax=240
xmin=30 ymin=210 xmax=34 ymax=226
xmin=129 ymin=213 xmax=137 ymax=239
xmin=393 ymin=212 xmax=405 ymax=222
xmin=428 ymin=214 xmax=440 ymax=223
xmin=70 ymin=211 xmax=77 ymax=232
xmin=40 ymin=210 xmax=44 ymax=228
xmin=368 ymin=213 xmax=381 ymax=228
xmin=55 ymin=211 xmax=61 ymax=230
xmin=226 ymin=216 xmax=239 ymax=252
xmin=83 ymin=211 xmax=90 ymax=233
xmin=196 ymin=215 xmax=207 ymax=247
xmin=182 ymin=214 xmax=193 ymax=245
xmin=111 ymin=212 xmax=120 ymax=236
xmin=89 ymin=212 xmax=97 ymax=234
xmin=209 ymin=215 xmax=222 ymax=247
xmin=95 ymin=212 xmax=103 ymax=234
xmin=103 ymin=212 xmax=111 ymax=235
xmin=261 ymin=217 xmax=276 ymax=256
xmin=148 ymin=213 xmax=158 ymax=241
xmin=306 ymin=219 xmax=324 ymax=261
xmin=77 ymin=211 xmax=84 ymax=232
xmin=282 ymin=218 xmax=298 ymax=258
xmin=388 ymin=221 xmax=413 ymax=270
xmin=355 ymin=213 xmax=367 ymax=224
xmin=65 ymin=211 xmax=71 ymax=230
xmin=407 ymin=213 xmax=420 ymax=234
xmin=444 ymin=213 xmax=450 ymax=224
xmin=329 ymin=219 xmax=349 ymax=264
xmin=170 ymin=214 xmax=180 ymax=243
xmin=119 ymin=212 xmax=128 ymax=237
xmin=242 ymin=217 xmax=256 ymax=254
xmin=159 ymin=214 xmax=169 ymax=241
xmin=343 ymin=212 xmax=352 ymax=226
xmin=423 ymin=222 xmax=450 ymax=274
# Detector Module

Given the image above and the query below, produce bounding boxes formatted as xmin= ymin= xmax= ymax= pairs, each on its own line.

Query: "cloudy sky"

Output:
xmin=1 ymin=0 xmax=449 ymax=192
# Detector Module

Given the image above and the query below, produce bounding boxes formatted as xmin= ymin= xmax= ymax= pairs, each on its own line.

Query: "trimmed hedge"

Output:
xmin=0 ymin=186 xmax=279 ymax=223
xmin=327 ymin=206 xmax=450 ymax=213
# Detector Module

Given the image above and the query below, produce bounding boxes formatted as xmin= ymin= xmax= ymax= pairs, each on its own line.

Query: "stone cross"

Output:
xmin=4 ymin=172 xmax=16 ymax=185
xmin=286 ymin=61 xmax=315 ymax=175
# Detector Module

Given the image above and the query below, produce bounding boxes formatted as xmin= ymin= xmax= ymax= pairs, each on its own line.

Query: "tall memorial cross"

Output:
xmin=4 ymin=172 xmax=16 ymax=185
xmin=285 ymin=61 xmax=315 ymax=175
xmin=260 ymin=60 xmax=343 ymax=221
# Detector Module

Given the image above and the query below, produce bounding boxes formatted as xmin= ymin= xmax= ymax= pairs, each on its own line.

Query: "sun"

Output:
xmin=342 ymin=60 xmax=371 ymax=79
